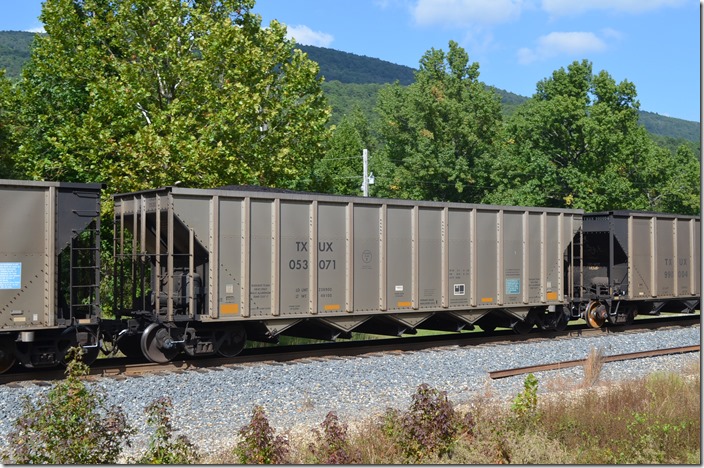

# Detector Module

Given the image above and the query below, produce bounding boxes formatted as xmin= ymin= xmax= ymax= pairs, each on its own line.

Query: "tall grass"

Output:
xmin=286 ymin=361 xmax=700 ymax=464
xmin=4 ymin=348 xmax=698 ymax=465
xmin=231 ymin=362 xmax=698 ymax=464
xmin=582 ymin=346 xmax=604 ymax=387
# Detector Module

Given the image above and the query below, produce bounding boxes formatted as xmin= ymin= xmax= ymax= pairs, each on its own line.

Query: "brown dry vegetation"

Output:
xmin=204 ymin=357 xmax=700 ymax=464
xmin=5 ymin=350 xmax=699 ymax=465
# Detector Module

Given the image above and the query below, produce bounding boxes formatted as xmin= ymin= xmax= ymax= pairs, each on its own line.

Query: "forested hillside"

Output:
xmin=298 ymin=44 xmax=415 ymax=85
xmin=0 ymin=31 xmax=698 ymax=144
xmin=302 ymin=44 xmax=699 ymax=144
xmin=0 ymin=31 xmax=35 ymax=79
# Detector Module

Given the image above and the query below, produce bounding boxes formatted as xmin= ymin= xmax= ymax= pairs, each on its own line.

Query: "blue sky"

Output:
xmin=1 ymin=0 xmax=700 ymax=122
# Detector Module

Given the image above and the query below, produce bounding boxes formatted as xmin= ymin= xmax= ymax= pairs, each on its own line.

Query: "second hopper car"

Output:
xmin=111 ymin=186 xmax=583 ymax=362
xmin=577 ymin=210 xmax=700 ymax=327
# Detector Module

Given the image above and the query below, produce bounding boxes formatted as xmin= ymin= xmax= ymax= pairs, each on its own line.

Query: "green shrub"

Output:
xmin=133 ymin=396 xmax=200 ymax=464
xmin=511 ymin=373 xmax=540 ymax=428
xmin=307 ymin=411 xmax=361 ymax=464
xmin=4 ymin=347 xmax=133 ymax=464
xmin=234 ymin=405 xmax=289 ymax=464
xmin=382 ymin=383 xmax=474 ymax=462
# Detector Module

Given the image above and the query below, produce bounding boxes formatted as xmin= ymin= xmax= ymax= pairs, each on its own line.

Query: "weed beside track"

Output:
xmin=2 ymin=346 xmax=698 ymax=464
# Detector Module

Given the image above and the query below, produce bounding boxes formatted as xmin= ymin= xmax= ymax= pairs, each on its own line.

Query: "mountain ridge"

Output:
xmin=0 ymin=31 xmax=698 ymax=142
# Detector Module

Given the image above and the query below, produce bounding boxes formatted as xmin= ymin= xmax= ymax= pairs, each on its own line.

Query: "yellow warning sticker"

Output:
xmin=481 ymin=297 xmax=494 ymax=303
xmin=324 ymin=304 xmax=340 ymax=311
xmin=220 ymin=303 xmax=239 ymax=314
xmin=546 ymin=292 xmax=558 ymax=301
xmin=397 ymin=301 xmax=412 ymax=307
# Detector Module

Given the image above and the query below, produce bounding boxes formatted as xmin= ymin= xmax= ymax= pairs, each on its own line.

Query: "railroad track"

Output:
xmin=1 ymin=314 xmax=699 ymax=386
xmin=489 ymin=344 xmax=700 ymax=379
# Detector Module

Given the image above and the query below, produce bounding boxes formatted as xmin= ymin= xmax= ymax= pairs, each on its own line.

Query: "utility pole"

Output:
xmin=361 ymin=149 xmax=374 ymax=197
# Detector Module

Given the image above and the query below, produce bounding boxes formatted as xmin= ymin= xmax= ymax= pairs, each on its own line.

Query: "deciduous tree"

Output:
xmin=373 ymin=41 xmax=502 ymax=202
xmin=313 ymin=107 xmax=373 ymax=195
xmin=484 ymin=59 xmax=699 ymax=214
xmin=14 ymin=0 xmax=330 ymax=195
xmin=0 ymin=70 xmax=18 ymax=178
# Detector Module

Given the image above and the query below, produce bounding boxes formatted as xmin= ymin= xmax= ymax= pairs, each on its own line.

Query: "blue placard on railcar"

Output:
xmin=0 ymin=262 xmax=21 ymax=289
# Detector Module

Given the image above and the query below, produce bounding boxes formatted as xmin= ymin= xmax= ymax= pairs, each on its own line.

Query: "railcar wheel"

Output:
xmin=585 ymin=301 xmax=607 ymax=328
xmin=541 ymin=311 xmax=569 ymax=331
xmin=141 ymin=323 xmax=180 ymax=363
xmin=512 ymin=319 xmax=533 ymax=334
xmin=215 ymin=326 xmax=247 ymax=358
xmin=624 ymin=305 xmax=637 ymax=325
xmin=0 ymin=338 xmax=16 ymax=374
xmin=117 ymin=333 xmax=144 ymax=358
xmin=553 ymin=311 xmax=569 ymax=331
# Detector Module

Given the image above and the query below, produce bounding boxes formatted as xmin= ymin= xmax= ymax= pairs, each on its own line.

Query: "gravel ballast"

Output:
xmin=0 ymin=325 xmax=699 ymax=459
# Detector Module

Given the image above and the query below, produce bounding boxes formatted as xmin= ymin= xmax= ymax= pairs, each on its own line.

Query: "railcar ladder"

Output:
xmin=571 ymin=230 xmax=584 ymax=310
xmin=68 ymin=222 xmax=101 ymax=320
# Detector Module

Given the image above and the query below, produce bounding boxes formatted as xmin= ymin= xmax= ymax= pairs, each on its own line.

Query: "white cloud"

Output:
xmin=542 ymin=0 xmax=687 ymax=16
xmin=25 ymin=25 xmax=45 ymax=33
xmin=412 ymin=0 xmax=525 ymax=28
xmin=373 ymin=0 xmax=406 ymax=9
xmin=517 ymin=31 xmax=608 ymax=64
xmin=285 ymin=25 xmax=334 ymax=47
xmin=600 ymin=28 xmax=623 ymax=40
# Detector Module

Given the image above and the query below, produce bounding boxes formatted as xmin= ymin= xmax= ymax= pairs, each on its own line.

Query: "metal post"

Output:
xmin=362 ymin=149 xmax=369 ymax=197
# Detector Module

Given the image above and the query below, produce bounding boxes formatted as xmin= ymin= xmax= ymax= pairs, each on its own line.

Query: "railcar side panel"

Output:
xmin=353 ymin=204 xmax=380 ymax=312
xmin=279 ymin=201 xmax=307 ymax=316
xmin=629 ymin=217 xmax=653 ymax=298
xmin=0 ymin=186 xmax=51 ymax=329
xmin=386 ymin=206 xmax=413 ymax=311
xmin=418 ymin=208 xmax=443 ymax=310
xmin=545 ymin=213 xmax=561 ymax=302
xmin=475 ymin=210 xmax=498 ymax=307
xmin=249 ymin=199 xmax=273 ymax=317
xmin=501 ymin=211 xmax=523 ymax=306
xmin=692 ymin=219 xmax=701 ymax=296
xmin=316 ymin=203 xmax=346 ymax=314
xmin=527 ymin=213 xmax=543 ymax=303
xmin=217 ymin=197 xmax=242 ymax=319
xmin=447 ymin=209 xmax=471 ymax=309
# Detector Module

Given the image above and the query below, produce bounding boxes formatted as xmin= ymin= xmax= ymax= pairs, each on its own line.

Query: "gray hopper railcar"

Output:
xmin=112 ymin=185 xmax=583 ymax=363
xmin=1 ymin=179 xmax=700 ymax=373
xmin=578 ymin=210 xmax=700 ymax=327
xmin=0 ymin=179 xmax=103 ymax=373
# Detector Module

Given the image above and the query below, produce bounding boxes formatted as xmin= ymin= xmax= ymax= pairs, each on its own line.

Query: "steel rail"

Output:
xmin=0 ymin=314 xmax=698 ymax=386
xmin=488 ymin=344 xmax=700 ymax=379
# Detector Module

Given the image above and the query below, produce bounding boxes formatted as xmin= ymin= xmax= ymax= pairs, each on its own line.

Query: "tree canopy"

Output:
xmin=312 ymin=107 xmax=372 ymax=196
xmin=0 ymin=15 xmax=697 ymax=215
xmin=12 ymin=0 xmax=330 ymax=194
xmin=483 ymin=60 xmax=699 ymax=213
xmin=372 ymin=40 xmax=502 ymax=202
xmin=0 ymin=70 xmax=18 ymax=178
